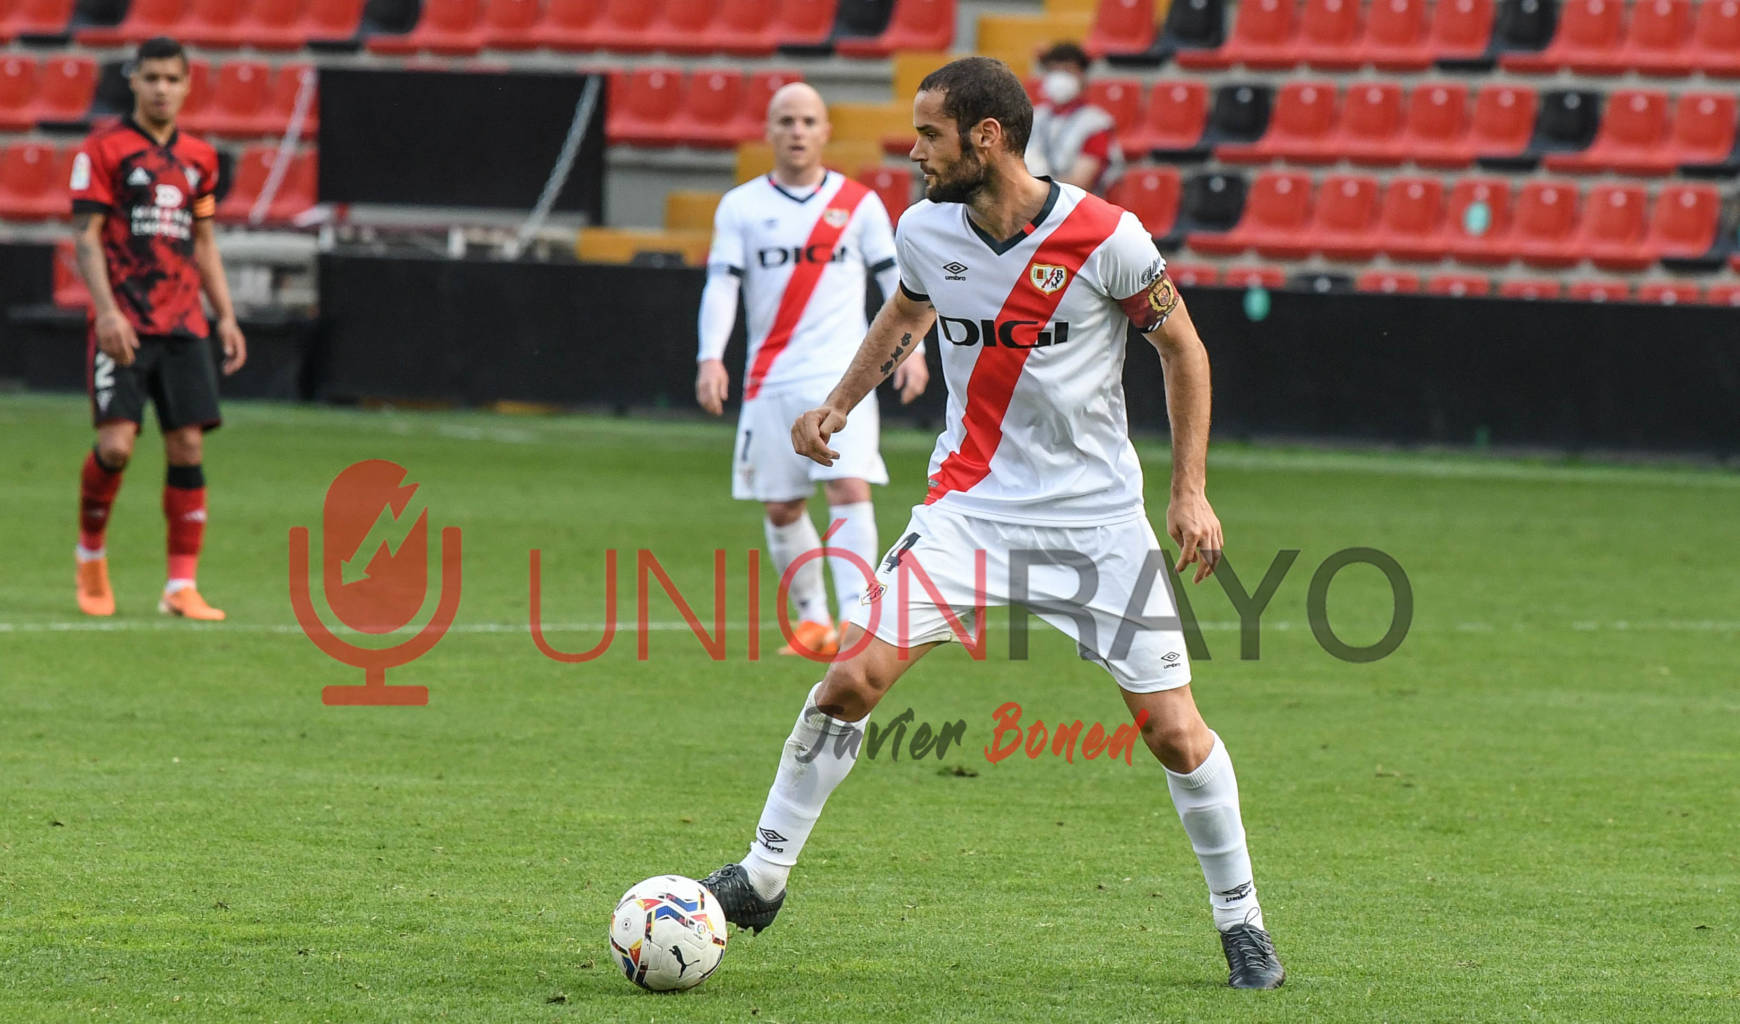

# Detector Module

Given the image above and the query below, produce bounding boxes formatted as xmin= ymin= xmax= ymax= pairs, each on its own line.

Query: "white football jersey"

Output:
xmin=895 ymin=180 xmax=1165 ymax=526
xmin=708 ymin=171 xmax=897 ymax=397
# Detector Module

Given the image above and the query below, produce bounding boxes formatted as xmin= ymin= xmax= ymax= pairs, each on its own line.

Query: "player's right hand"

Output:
xmin=94 ymin=310 xmax=138 ymax=367
xmin=695 ymin=359 xmax=729 ymax=416
xmin=791 ymin=406 xmax=847 ymax=466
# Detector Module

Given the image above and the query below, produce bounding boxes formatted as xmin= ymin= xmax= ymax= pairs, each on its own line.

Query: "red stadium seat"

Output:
xmin=1223 ymin=266 xmax=1288 ymax=288
xmin=1106 ymin=166 xmax=1181 ymax=238
xmin=1445 ymin=177 xmax=1514 ymax=264
xmin=1361 ymin=0 xmax=1432 ymax=70
xmin=27 ymin=55 xmax=94 ymax=125
xmin=268 ymin=149 xmax=316 ymax=222
xmin=1399 ymin=83 xmax=1473 ymax=167
xmin=649 ymin=0 xmax=719 ymax=53
xmin=1637 ymin=281 xmax=1703 ymax=305
xmin=1668 ymin=93 xmax=1738 ymax=172
xmin=1356 ymin=270 xmax=1422 ymax=294
xmin=1701 ymin=283 xmax=1740 ymax=306
xmin=1425 ymin=272 xmax=1491 ymax=296
xmin=175 ymin=59 xmax=216 ymax=134
xmin=1510 ymin=181 xmax=1581 ymax=268
xmin=1373 ymin=176 xmax=1445 ymax=261
xmin=1086 ymin=79 xmax=1144 ymax=148
xmin=1467 ymin=84 xmax=1536 ymax=162
xmin=202 ymin=60 xmax=272 ymax=137
xmin=0 ymin=56 xmax=35 ymax=132
xmin=1177 ymin=0 xmax=1297 ymax=69
xmin=1498 ymin=278 xmax=1562 ymax=300
xmin=772 ymin=0 xmax=838 ymax=47
xmin=706 ymin=0 xmax=787 ymax=55
xmin=77 ymin=0 xmax=185 ymax=45
xmin=1429 ymin=0 xmax=1495 ymax=60
xmin=1692 ymin=0 xmax=1740 ymax=77
xmin=606 ymin=68 xmax=684 ymax=146
xmin=1577 ymin=183 xmax=1651 ymax=270
xmin=536 ymin=0 xmax=602 ymax=49
xmin=835 ymin=0 xmax=953 ymax=57
xmin=736 ymin=70 xmax=802 ymax=140
xmin=1127 ymin=80 xmax=1208 ymax=155
xmin=1087 ymin=0 xmax=1159 ymax=60
xmin=368 ymin=0 xmax=485 ymax=53
xmin=1311 ymin=173 xmax=1381 ymax=260
xmin=235 ymin=0 xmax=307 ymax=49
xmin=671 ymin=70 xmax=744 ymax=147
xmin=181 ymin=0 xmax=251 ymax=47
xmin=1188 ymin=170 xmax=1313 ymax=258
xmin=265 ymin=64 xmax=318 ymax=138
xmin=1297 ymin=0 xmax=1364 ymax=69
xmin=302 ymin=0 xmax=365 ymax=42
xmin=1567 ymin=280 xmax=1630 ymax=302
xmin=857 ymin=164 xmax=914 ymax=225
xmin=217 ymin=146 xmax=271 ymax=222
xmin=1219 ymin=81 xmax=1338 ymax=163
xmin=0 ymin=141 xmax=70 ymax=219
xmin=2 ymin=0 xmax=74 ymax=36
xmin=1646 ymin=184 xmax=1721 ymax=261
xmin=594 ymin=0 xmax=663 ymax=52
xmin=481 ymin=0 xmax=541 ymax=48
xmin=1502 ymin=0 xmax=1625 ymax=73
xmin=1545 ymin=89 xmax=1669 ymax=174
xmin=1620 ymin=0 xmax=1694 ymax=75
xmin=1337 ymin=82 xmax=1405 ymax=165
xmin=1166 ymin=262 xmax=1219 ymax=286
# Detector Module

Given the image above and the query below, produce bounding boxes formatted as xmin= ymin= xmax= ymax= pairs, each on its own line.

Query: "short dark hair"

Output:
xmin=917 ymin=57 xmax=1033 ymax=155
xmin=133 ymin=37 xmax=187 ymax=70
xmin=1038 ymin=41 xmax=1090 ymax=71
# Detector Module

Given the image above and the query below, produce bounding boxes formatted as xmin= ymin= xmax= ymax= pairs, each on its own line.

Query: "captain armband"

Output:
xmin=1118 ymin=272 xmax=1181 ymax=334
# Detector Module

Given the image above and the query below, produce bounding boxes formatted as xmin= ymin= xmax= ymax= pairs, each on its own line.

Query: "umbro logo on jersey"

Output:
xmin=127 ymin=166 xmax=152 ymax=187
xmin=763 ymin=218 xmax=779 ymax=228
xmin=942 ymin=261 xmax=968 ymax=280
xmin=1029 ymin=263 xmax=1069 ymax=295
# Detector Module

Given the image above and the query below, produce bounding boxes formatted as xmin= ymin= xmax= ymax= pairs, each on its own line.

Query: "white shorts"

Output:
xmin=731 ymin=383 xmax=888 ymax=502
xmin=844 ymin=504 xmax=1193 ymax=693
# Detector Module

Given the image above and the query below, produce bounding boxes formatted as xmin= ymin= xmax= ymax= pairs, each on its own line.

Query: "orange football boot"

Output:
xmin=158 ymin=586 xmax=226 ymax=621
xmin=777 ymin=619 xmax=838 ymax=657
xmin=76 ymin=557 xmax=116 ymax=617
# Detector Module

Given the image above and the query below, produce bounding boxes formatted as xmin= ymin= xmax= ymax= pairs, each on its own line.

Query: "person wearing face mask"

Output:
xmin=1025 ymin=42 xmax=1125 ymax=196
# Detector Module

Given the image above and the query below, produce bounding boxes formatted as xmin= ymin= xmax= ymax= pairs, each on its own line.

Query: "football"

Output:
xmin=608 ymin=875 xmax=729 ymax=991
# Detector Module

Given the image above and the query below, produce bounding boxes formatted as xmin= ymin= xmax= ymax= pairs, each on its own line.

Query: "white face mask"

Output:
xmin=1039 ymin=69 xmax=1081 ymax=106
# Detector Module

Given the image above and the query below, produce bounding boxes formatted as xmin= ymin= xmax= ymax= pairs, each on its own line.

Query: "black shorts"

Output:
xmin=87 ymin=330 xmax=223 ymax=434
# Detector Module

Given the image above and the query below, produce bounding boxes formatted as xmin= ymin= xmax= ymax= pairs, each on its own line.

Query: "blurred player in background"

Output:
xmin=695 ymin=83 xmax=929 ymax=656
xmin=703 ymin=58 xmax=1284 ymax=990
xmin=1025 ymin=41 xmax=1123 ymax=196
xmin=70 ymin=36 xmax=246 ymax=621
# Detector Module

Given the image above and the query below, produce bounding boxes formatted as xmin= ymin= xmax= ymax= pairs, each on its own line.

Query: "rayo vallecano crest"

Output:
xmin=823 ymin=208 xmax=850 ymax=228
xmin=1029 ymin=263 xmax=1068 ymax=294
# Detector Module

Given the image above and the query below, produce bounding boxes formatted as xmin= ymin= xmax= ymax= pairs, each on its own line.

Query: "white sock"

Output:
xmin=164 ymin=578 xmax=195 ymax=595
xmin=1166 ymin=732 xmax=1265 ymax=932
xmin=765 ymin=514 xmax=830 ymax=624
xmin=825 ymin=501 xmax=878 ymax=616
xmin=740 ymin=682 xmax=866 ymax=900
xmin=76 ymin=545 xmax=105 ymax=562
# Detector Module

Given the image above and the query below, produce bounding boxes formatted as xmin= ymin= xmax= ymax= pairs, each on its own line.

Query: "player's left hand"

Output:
xmin=217 ymin=316 xmax=247 ymax=376
xmin=892 ymin=354 xmax=929 ymax=405
xmin=1167 ymin=491 xmax=1223 ymax=584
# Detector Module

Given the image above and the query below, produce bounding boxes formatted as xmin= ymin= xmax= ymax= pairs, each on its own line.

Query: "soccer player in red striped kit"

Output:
xmin=702 ymin=58 xmax=1285 ymax=989
xmin=69 ymin=37 xmax=245 ymax=621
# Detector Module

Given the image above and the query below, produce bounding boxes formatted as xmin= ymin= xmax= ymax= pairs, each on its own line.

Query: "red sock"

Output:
xmin=164 ymin=468 xmax=207 ymax=583
xmin=79 ymin=450 xmax=124 ymax=551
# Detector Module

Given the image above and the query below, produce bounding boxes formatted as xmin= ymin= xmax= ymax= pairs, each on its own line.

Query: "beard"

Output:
xmin=925 ymin=146 xmax=989 ymax=204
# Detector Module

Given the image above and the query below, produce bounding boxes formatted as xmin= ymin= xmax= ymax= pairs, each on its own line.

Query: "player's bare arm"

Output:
xmin=792 ymin=288 xmax=936 ymax=466
xmin=193 ymin=218 xmax=246 ymax=375
xmin=73 ymin=211 xmax=138 ymax=367
xmin=1136 ymin=279 xmax=1223 ymax=584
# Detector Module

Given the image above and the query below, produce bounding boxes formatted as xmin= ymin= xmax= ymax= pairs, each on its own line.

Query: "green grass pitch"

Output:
xmin=1 ymin=392 xmax=1735 ymax=1023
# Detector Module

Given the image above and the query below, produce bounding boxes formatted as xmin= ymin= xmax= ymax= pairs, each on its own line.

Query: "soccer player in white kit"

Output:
xmin=703 ymin=58 xmax=1285 ymax=989
xmin=696 ymin=83 xmax=929 ymax=657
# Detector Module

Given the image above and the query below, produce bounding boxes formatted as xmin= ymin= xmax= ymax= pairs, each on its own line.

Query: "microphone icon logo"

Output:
xmin=289 ymin=459 xmax=462 ymax=706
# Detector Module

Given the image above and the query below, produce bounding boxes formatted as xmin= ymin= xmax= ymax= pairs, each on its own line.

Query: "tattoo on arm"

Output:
xmin=878 ymin=332 xmax=913 ymax=376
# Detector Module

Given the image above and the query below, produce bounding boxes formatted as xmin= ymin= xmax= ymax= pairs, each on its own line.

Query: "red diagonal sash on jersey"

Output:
xmin=743 ymin=178 xmax=871 ymax=400
xmin=925 ymin=195 xmax=1124 ymax=506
